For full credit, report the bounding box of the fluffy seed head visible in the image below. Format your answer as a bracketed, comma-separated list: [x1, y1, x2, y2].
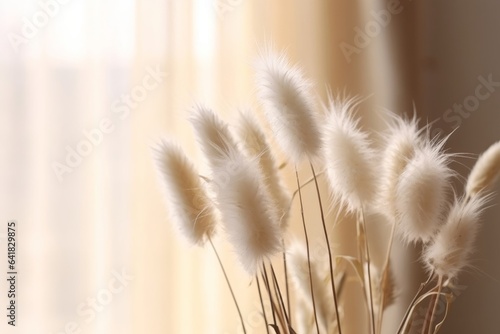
[189, 104, 239, 170]
[154, 140, 217, 246]
[255, 51, 321, 164]
[466, 141, 500, 197]
[323, 97, 377, 212]
[395, 140, 453, 243]
[424, 195, 489, 280]
[378, 115, 423, 220]
[237, 111, 291, 230]
[213, 150, 282, 274]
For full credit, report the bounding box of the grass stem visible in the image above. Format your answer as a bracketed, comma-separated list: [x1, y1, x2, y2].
[310, 162, 343, 334]
[295, 166, 321, 334]
[360, 209, 376, 334]
[256, 275, 270, 334]
[282, 239, 292, 327]
[209, 238, 247, 334]
[377, 219, 397, 333]
[396, 272, 434, 334]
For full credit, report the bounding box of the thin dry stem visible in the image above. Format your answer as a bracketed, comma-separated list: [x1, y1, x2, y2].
[291, 171, 325, 199]
[425, 277, 444, 334]
[396, 272, 435, 334]
[295, 166, 321, 334]
[256, 275, 271, 334]
[310, 162, 343, 334]
[360, 209, 376, 334]
[377, 219, 397, 333]
[402, 291, 437, 334]
[431, 295, 451, 334]
[286, 171, 326, 216]
[261, 266, 279, 330]
[209, 238, 247, 334]
[270, 263, 292, 333]
[264, 264, 288, 334]
[282, 239, 292, 328]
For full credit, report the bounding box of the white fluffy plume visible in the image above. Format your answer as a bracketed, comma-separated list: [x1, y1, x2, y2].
[237, 111, 291, 230]
[213, 150, 282, 274]
[424, 194, 489, 280]
[189, 104, 239, 170]
[378, 115, 423, 220]
[323, 97, 377, 212]
[395, 139, 453, 243]
[466, 140, 500, 197]
[255, 51, 321, 164]
[154, 140, 217, 246]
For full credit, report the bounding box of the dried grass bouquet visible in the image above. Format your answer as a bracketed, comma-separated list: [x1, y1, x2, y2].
[153, 49, 500, 334]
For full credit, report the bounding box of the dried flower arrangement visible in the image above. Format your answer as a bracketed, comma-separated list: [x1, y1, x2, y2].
[153, 50, 500, 334]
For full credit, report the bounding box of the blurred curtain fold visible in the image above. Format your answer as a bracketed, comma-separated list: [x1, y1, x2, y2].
[0, 0, 136, 333]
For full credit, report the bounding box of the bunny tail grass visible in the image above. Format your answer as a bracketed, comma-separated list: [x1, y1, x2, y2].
[214, 150, 282, 275]
[466, 140, 500, 197]
[423, 194, 490, 281]
[395, 139, 453, 244]
[378, 114, 423, 221]
[323, 97, 377, 213]
[256, 50, 321, 164]
[237, 110, 292, 230]
[151, 49, 500, 334]
[189, 104, 239, 169]
[153, 140, 216, 246]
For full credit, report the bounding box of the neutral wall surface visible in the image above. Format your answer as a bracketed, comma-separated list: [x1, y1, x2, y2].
[417, 1, 500, 333]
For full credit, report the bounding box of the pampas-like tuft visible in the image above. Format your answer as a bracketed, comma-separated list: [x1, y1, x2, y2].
[189, 104, 239, 170]
[154, 140, 217, 246]
[288, 242, 334, 332]
[423, 194, 489, 280]
[255, 51, 321, 164]
[378, 115, 423, 220]
[237, 110, 291, 230]
[466, 140, 500, 197]
[395, 139, 453, 243]
[323, 97, 377, 212]
[213, 149, 282, 274]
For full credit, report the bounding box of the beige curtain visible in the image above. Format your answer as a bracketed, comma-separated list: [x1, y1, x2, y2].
[1, 0, 136, 333]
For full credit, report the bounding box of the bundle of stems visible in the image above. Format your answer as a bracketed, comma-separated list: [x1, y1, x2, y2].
[153, 50, 500, 334]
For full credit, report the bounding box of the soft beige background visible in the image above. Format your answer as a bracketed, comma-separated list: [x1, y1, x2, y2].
[0, 0, 498, 333]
